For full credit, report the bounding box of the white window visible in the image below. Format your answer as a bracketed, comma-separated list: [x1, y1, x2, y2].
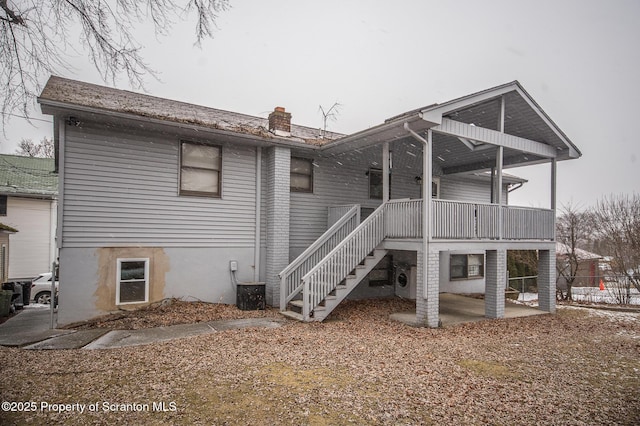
[450, 254, 484, 280]
[116, 258, 149, 305]
[180, 142, 222, 197]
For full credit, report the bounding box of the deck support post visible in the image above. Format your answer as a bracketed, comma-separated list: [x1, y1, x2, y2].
[538, 249, 556, 313]
[485, 249, 506, 319]
[405, 124, 439, 327]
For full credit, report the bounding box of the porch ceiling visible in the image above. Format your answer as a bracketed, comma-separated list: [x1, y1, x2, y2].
[323, 81, 580, 174]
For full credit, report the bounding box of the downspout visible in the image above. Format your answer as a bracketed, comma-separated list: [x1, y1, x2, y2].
[254, 147, 262, 282]
[551, 158, 557, 241]
[52, 117, 66, 330]
[403, 123, 431, 300]
[382, 142, 390, 203]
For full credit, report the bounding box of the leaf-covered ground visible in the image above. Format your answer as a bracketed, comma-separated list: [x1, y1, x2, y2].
[1, 298, 639, 425]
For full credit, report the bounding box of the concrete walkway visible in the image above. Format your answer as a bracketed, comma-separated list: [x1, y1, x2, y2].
[0, 305, 284, 350]
[390, 293, 548, 327]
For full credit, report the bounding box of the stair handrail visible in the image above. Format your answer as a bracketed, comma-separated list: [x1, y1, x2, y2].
[301, 202, 388, 320]
[279, 204, 360, 309]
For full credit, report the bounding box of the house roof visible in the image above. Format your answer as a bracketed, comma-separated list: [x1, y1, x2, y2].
[38, 76, 343, 147]
[38, 77, 580, 176]
[0, 155, 58, 198]
[556, 242, 603, 260]
[323, 81, 581, 174]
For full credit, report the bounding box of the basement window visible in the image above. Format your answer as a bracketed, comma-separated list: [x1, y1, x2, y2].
[116, 258, 149, 305]
[450, 254, 484, 280]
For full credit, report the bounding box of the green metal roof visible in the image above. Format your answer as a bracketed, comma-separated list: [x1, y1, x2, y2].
[0, 154, 58, 197]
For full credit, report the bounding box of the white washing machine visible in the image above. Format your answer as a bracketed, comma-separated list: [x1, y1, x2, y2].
[395, 264, 417, 299]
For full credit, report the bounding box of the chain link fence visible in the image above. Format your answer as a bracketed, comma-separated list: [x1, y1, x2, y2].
[509, 274, 640, 305]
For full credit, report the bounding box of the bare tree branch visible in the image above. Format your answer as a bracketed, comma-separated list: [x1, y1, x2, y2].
[555, 203, 593, 300]
[1, 0, 229, 129]
[15, 136, 54, 157]
[592, 194, 640, 301]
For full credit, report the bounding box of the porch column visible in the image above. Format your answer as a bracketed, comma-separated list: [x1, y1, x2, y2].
[485, 249, 506, 319]
[538, 249, 556, 313]
[265, 146, 291, 308]
[382, 141, 390, 202]
[416, 247, 440, 327]
[496, 146, 504, 240]
[496, 96, 504, 238]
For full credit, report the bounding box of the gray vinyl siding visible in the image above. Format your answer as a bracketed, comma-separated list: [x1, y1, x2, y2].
[62, 124, 257, 248]
[439, 175, 507, 204]
[289, 141, 426, 255]
[289, 148, 380, 255]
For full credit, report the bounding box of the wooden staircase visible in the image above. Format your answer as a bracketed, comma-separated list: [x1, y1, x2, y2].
[280, 199, 423, 322]
[281, 248, 387, 321]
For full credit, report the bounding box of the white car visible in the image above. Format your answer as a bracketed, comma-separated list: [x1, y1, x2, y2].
[31, 272, 58, 305]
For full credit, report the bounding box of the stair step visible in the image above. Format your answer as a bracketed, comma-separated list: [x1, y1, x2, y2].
[289, 300, 303, 308]
[289, 299, 325, 311]
[281, 310, 304, 321]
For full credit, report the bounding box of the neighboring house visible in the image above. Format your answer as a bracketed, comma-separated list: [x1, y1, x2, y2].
[38, 76, 581, 326]
[0, 223, 18, 282]
[556, 242, 603, 288]
[0, 155, 58, 281]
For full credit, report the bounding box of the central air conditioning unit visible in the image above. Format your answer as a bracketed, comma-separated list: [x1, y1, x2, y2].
[395, 264, 417, 299]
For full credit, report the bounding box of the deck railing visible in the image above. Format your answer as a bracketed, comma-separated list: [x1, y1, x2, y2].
[431, 199, 554, 240]
[279, 204, 360, 309]
[384, 199, 422, 238]
[286, 199, 554, 319]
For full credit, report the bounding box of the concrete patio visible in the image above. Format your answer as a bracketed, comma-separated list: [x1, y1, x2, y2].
[390, 293, 547, 327]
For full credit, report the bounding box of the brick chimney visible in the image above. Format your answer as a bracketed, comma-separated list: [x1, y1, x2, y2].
[268, 107, 292, 136]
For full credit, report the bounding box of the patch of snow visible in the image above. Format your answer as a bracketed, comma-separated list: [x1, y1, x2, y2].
[571, 287, 640, 306]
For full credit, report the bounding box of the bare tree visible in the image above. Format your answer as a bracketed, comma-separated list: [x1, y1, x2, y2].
[1, 0, 229, 126]
[591, 194, 640, 304]
[555, 203, 593, 301]
[15, 137, 54, 158]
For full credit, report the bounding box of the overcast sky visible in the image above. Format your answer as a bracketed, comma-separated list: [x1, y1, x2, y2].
[2, 0, 639, 209]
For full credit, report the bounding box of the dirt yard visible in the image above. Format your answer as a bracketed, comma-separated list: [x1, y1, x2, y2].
[1, 298, 639, 425]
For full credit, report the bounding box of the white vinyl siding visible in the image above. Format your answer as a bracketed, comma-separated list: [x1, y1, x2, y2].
[62, 125, 257, 248]
[5, 197, 55, 279]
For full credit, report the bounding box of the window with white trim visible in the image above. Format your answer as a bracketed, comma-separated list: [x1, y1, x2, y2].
[180, 142, 222, 197]
[450, 254, 484, 280]
[116, 258, 149, 304]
